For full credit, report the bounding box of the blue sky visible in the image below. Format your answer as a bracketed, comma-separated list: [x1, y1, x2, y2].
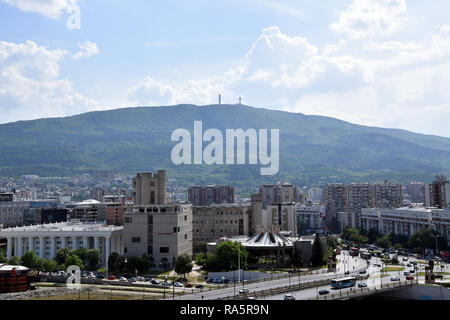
[1, 0, 450, 137]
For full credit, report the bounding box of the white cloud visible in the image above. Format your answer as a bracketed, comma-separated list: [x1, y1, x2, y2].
[73, 41, 100, 60]
[331, 0, 408, 39]
[0, 40, 99, 123]
[0, 0, 79, 19]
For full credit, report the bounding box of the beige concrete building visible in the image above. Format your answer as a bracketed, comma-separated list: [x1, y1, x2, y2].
[265, 203, 297, 237]
[133, 171, 167, 205]
[259, 183, 298, 209]
[123, 203, 193, 269]
[192, 204, 250, 248]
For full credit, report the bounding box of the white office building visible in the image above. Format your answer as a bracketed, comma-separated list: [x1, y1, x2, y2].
[0, 221, 124, 266]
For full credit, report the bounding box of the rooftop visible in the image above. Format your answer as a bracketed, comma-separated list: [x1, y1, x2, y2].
[0, 221, 123, 233]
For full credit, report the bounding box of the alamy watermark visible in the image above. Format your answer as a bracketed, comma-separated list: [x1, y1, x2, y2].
[66, 265, 81, 290]
[66, 4, 81, 30]
[171, 121, 279, 176]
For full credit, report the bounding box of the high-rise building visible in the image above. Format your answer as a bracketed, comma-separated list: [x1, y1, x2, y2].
[307, 188, 323, 203]
[425, 176, 450, 209]
[123, 171, 193, 269]
[133, 171, 167, 205]
[370, 181, 403, 209]
[259, 183, 298, 209]
[188, 185, 235, 206]
[406, 181, 425, 203]
[265, 203, 297, 237]
[90, 188, 106, 202]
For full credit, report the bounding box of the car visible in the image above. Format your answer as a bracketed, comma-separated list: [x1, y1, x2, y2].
[410, 269, 415, 274]
[403, 258, 408, 261]
[247, 297, 257, 300]
[239, 288, 250, 294]
[284, 294, 296, 300]
[151, 279, 160, 285]
[403, 272, 410, 276]
[359, 270, 367, 274]
[119, 277, 127, 282]
[195, 284, 204, 289]
[128, 277, 137, 283]
[174, 282, 184, 287]
[407, 263, 411, 267]
[358, 282, 368, 288]
[185, 283, 193, 288]
[319, 290, 330, 295]
[435, 274, 444, 279]
[406, 276, 414, 280]
[107, 276, 116, 280]
[390, 276, 400, 281]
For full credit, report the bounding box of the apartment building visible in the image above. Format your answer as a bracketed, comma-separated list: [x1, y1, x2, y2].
[259, 183, 298, 209]
[133, 171, 166, 205]
[188, 185, 235, 206]
[265, 203, 297, 237]
[425, 177, 450, 209]
[296, 203, 326, 233]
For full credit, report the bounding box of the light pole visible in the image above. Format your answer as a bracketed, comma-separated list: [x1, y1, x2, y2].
[431, 234, 439, 257]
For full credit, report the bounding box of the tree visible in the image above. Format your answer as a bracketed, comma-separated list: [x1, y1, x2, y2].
[55, 247, 72, 265]
[136, 255, 150, 274]
[205, 254, 220, 271]
[194, 241, 207, 254]
[108, 252, 120, 273]
[292, 247, 304, 270]
[65, 254, 84, 270]
[86, 249, 101, 270]
[174, 254, 193, 278]
[40, 258, 58, 272]
[311, 234, 324, 267]
[8, 256, 21, 266]
[298, 220, 308, 236]
[0, 249, 6, 263]
[216, 241, 248, 271]
[377, 235, 391, 249]
[21, 251, 40, 269]
[195, 252, 206, 267]
[73, 247, 88, 265]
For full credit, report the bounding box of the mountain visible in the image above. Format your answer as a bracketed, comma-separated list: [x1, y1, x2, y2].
[0, 104, 449, 189]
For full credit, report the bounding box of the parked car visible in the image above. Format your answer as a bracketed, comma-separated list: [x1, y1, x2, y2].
[107, 276, 116, 280]
[403, 272, 410, 276]
[410, 269, 415, 274]
[319, 290, 329, 295]
[359, 270, 367, 274]
[435, 274, 444, 279]
[119, 277, 127, 282]
[390, 276, 400, 281]
[284, 294, 296, 300]
[239, 288, 250, 294]
[185, 283, 193, 288]
[174, 282, 184, 287]
[358, 282, 368, 288]
[151, 279, 160, 285]
[128, 277, 137, 283]
[406, 276, 414, 280]
[195, 284, 204, 289]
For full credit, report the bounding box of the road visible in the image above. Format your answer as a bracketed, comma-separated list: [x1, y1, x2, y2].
[168, 250, 367, 300]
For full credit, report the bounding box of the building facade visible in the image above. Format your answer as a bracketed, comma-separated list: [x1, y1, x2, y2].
[360, 207, 450, 246]
[123, 203, 193, 269]
[259, 183, 298, 209]
[188, 185, 235, 206]
[0, 221, 124, 266]
[192, 204, 249, 248]
[133, 171, 167, 206]
[296, 203, 326, 234]
[425, 178, 450, 209]
[265, 203, 297, 237]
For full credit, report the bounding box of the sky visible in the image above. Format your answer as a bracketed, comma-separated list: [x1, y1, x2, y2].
[0, 0, 450, 137]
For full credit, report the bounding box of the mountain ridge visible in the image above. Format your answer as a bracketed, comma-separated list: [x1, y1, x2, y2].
[1, 104, 449, 188]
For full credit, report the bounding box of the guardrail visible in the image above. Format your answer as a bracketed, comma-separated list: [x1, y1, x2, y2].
[217, 275, 369, 300]
[315, 280, 415, 300]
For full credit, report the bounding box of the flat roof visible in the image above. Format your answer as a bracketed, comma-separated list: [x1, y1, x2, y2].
[0, 221, 123, 233]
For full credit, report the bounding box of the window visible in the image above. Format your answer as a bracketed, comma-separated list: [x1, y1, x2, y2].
[173, 227, 177, 233]
[184, 234, 188, 240]
[160, 247, 169, 253]
[125, 217, 132, 223]
[132, 237, 141, 243]
[184, 215, 187, 221]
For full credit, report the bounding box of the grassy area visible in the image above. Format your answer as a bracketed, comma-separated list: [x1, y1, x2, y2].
[417, 272, 450, 276]
[381, 267, 405, 272]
